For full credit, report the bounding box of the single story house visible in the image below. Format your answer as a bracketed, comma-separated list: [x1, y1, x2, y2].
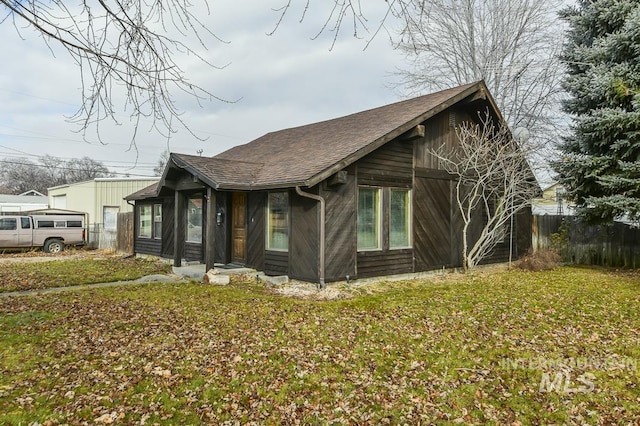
[48, 177, 159, 249]
[127, 81, 532, 285]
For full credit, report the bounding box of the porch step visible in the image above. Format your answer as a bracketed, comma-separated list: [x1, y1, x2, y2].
[172, 263, 256, 280]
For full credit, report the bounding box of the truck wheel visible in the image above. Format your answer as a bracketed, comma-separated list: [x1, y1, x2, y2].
[44, 239, 64, 254]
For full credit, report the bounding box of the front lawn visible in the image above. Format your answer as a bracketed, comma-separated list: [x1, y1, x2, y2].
[0, 256, 172, 293]
[0, 267, 638, 424]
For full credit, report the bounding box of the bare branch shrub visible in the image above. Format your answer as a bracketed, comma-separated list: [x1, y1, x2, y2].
[432, 111, 539, 271]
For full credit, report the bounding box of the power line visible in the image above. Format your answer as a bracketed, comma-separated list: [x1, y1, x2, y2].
[0, 158, 157, 178]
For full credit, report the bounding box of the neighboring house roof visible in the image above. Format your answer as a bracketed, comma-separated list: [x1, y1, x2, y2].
[0, 194, 48, 204]
[154, 81, 499, 192]
[19, 190, 46, 197]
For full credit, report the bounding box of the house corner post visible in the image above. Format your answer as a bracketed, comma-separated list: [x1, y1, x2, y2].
[173, 191, 185, 267]
[205, 188, 216, 272]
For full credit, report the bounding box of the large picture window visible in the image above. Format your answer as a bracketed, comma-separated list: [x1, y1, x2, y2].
[138, 205, 152, 238]
[358, 187, 412, 251]
[390, 189, 411, 248]
[267, 192, 289, 251]
[357, 187, 381, 250]
[186, 195, 203, 243]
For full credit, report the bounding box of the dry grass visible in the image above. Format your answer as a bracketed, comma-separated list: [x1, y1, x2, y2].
[1, 266, 639, 424]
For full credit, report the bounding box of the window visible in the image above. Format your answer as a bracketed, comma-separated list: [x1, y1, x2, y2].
[267, 192, 289, 251]
[37, 220, 54, 228]
[358, 187, 412, 251]
[54, 221, 67, 228]
[390, 189, 411, 248]
[21, 217, 31, 229]
[52, 195, 67, 209]
[67, 221, 83, 228]
[138, 205, 152, 238]
[0, 218, 17, 231]
[103, 206, 119, 232]
[153, 204, 162, 240]
[186, 195, 203, 243]
[357, 187, 381, 250]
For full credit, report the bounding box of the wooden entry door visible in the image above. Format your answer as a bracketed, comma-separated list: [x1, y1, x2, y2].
[231, 192, 247, 263]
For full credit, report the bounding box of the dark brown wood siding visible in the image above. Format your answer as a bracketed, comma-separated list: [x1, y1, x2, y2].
[356, 139, 414, 278]
[290, 190, 318, 282]
[161, 197, 175, 258]
[323, 169, 357, 282]
[246, 192, 265, 270]
[214, 192, 230, 264]
[264, 251, 288, 276]
[184, 242, 202, 262]
[358, 139, 413, 188]
[415, 109, 475, 170]
[414, 177, 454, 270]
[135, 237, 162, 257]
[357, 249, 414, 279]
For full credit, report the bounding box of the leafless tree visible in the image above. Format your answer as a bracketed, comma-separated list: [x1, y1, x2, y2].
[1, 0, 229, 152]
[269, 0, 419, 50]
[153, 149, 170, 176]
[64, 156, 112, 183]
[432, 112, 538, 271]
[0, 158, 49, 194]
[394, 0, 566, 174]
[0, 155, 111, 194]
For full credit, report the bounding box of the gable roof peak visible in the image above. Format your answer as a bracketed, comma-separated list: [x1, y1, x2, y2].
[164, 81, 496, 191]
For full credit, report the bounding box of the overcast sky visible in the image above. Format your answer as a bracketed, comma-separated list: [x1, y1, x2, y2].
[0, 2, 404, 178]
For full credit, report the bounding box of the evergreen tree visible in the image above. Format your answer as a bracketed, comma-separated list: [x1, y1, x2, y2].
[554, 0, 640, 224]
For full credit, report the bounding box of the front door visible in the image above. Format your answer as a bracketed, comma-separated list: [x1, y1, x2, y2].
[231, 192, 247, 264]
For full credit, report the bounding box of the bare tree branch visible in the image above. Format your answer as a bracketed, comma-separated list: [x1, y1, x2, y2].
[1, 0, 233, 155]
[394, 0, 567, 177]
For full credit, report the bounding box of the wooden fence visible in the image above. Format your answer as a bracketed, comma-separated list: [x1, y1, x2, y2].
[116, 212, 134, 255]
[532, 215, 640, 268]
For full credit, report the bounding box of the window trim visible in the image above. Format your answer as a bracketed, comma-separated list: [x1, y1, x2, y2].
[153, 203, 162, 240]
[357, 186, 382, 251]
[138, 205, 152, 238]
[266, 191, 290, 252]
[186, 193, 203, 244]
[389, 188, 412, 250]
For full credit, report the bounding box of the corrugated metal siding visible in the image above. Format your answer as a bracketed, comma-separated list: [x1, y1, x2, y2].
[95, 179, 159, 215]
[48, 179, 159, 227]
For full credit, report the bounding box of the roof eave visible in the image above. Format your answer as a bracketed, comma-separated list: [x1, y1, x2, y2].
[216, 180, 307, 191]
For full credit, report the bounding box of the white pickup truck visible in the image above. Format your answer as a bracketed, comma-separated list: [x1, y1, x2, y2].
[0, 214, 86, 253]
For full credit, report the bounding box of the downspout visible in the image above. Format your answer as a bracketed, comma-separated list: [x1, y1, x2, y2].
[295, 186, 326, 289]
